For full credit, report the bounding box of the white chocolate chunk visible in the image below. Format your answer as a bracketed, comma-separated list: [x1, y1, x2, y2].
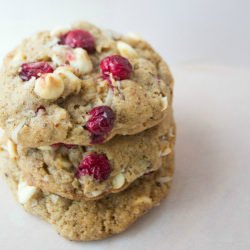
[7, 140, 18, 159]
[54, 66, 82, 94]
[38, 146, 52, 151]
[161, 96, 168, 111]
[50, 25, 71, 37]
[18, 180, 37, 204]
[52, 46, 93, 75]
[117, 41, 137, 58]
[34, 73, 64, 100]
[112, 173, 125, 189]
[156, 176, 172, 184]
[85, 190, 103, 198]
[51, 45, 68, 65]
[54, 156, 72, 170]
[68, 48, 93, 75]
[125, 32, 142, 41]
[133, 196, 152, 206]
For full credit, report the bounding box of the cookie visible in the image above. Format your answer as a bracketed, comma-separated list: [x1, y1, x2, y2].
[14, 109, 175, 200]
[0, 151, 174, 241]
[0, 21, 173, 148]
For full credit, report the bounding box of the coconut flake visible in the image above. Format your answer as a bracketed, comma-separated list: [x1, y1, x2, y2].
[11, 119, 26, 143]
[104, 88, 113, 106]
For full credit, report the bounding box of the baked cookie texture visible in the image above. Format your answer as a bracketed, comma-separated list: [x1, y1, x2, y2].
[0, 21, 173, 147]
[0, 21, 175, 241]
[17, 109, 175, 201]
[0, 151, 174, 241]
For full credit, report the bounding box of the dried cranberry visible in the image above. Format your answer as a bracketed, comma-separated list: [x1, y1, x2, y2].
[35, 105, 46, 114]
[19, 62, 53, 81]
[60, 29, 95, 53]
[51, 143, 77, 149]
[76, 153, 111, 181]
[85, 106, 115, 143]
[100, 55, 132, 80]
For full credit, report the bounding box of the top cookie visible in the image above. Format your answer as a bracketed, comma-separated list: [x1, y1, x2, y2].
[0, 21, 173, 147]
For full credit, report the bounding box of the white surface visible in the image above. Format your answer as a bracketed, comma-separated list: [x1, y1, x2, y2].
[0, 0, 250, 249]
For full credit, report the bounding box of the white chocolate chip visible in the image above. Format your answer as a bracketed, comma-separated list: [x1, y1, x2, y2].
[38, 146, 52, 151]
[17, 180, 37, 204]
[7, 140, 18, 159]
[156, 176, 172, 184]
[54, 66, 82, 95]
[85, 190, 103, 198]
[112, 173, 125, 189]
[133, 196, 152, 206]
[50, 25, 71, 37]
[53, 107, 68, 122]
[50, 194, 59, 204]
[11, 119, 26, 144]
[161, 96, 168, 111]
[68, 48, 93, 75]
[52, 46, 93, 75]
[34, 73, 64, 100]
[54, 156, 72, 170]
[51, 45, 69, 65]
[125, 32, 142, 41]
[117, 41, 137, 58]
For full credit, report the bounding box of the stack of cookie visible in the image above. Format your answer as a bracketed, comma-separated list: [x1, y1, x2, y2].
[0, 22, 175, 241]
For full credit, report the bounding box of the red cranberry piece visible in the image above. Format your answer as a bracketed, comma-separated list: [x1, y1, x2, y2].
[85, 106, 115, 138]
[60, 29, 95, 53]
[19, 62, 54, 81]
[35, 105, 46, 114]
[76, 153, 111, 181]
[100, 55, 132, 80]
[51, 143, 77, 149]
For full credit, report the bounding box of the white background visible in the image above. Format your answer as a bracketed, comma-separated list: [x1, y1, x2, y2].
[0, 0, 250, 249]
